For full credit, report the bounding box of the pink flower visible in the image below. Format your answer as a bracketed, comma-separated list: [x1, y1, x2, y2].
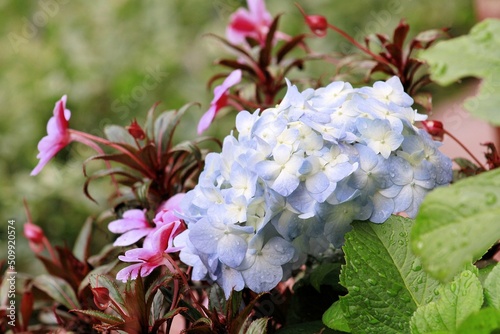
[31, 95, 72, 176]
[197, 70, 242, 134]
[108, 209, 152, 246]
[226, 0, 273, 46]
[108, 194, 186, 247]
[116, 220, 185, 282]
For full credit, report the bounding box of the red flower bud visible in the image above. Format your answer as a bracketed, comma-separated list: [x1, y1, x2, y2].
[295, 3, 329, 37]
[24, 222, 45, 253]
[24, 222, 44, 243]
[92, 286, 111, 310]
[305, 15, 328, 37]
[127, 119, 146, 140]
[421, 120, 445, 141]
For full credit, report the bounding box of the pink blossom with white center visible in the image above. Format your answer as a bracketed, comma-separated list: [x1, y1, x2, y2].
[226, 0, 273, 46]
[197, 69, 242, 134]
[31, 96, 72, 176]
[116, 220, 184, 282]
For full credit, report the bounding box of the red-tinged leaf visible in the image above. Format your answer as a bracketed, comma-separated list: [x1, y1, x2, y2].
[482, 142, 500, 169]
[229, 293, 267, 333]
[73, 217, 93, 262]
[122, 276, 148, 332]
[155, 103, 198, 157]
[280, 58, 306, 79]
[241, 317, 269, 334]
[55, 246, 89, 289]
[138, 144, 158, 171]
[393, 19, 410, 50]
[78, 259, 120, 295]
[385, 43, 403, 68]
[33, 275, 80, 310]
[276, 34, 306, 64]
[410, 28, 449, 52]
[226, 290, 243, 324]
[413, 92, 433, 112]
[90, 274, 126, 311]
[20, 290, 34, 329]
[369, 61, 396, 77]
[205, 33, 258, 67]
[83, 167, 143, 203]
[207, 73, 233, 90]
[84, 152, 149, 176]
[71, 309, 124, 326]
[145, 101, 162, 140]
[35, 253, 63, 277]
[104, 125, 137, 147]
[208, 284, 227, 315]
[217, 59, 257, 76]
[87, 243, 122, 268]
[150, 307, 189, 333]
[410, 73, 432, 94]
[259, 14, 282, 68]
[376, 33, 390, 45]
[145, 273, 175, 314]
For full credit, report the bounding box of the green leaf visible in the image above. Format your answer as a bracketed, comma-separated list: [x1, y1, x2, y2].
[418, 19, 500, 125]
[72, 217, 93, 262]
[208, 284, 227, 315]
[154, 103, 196, 153]
[322, 300, 350, 333]
[71, 309, 123, 325]
[410, 270, 483, 333]
[340, 216, 442, 334]
[243, 317, 269, 334]
[484, 263, 500, 310]
[411, 169, 500, 281]
[90, 274, 125, 308]
[33, 275, 80, 309]
[104, 124, 136, 146]
[310, 263, 342, 292]
[456, 307, 500, 334]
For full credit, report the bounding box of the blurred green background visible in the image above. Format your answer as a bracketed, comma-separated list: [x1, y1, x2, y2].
[1, 0, 477, 272]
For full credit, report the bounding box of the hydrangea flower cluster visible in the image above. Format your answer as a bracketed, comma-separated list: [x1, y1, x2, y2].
[175, 76, 452, 298]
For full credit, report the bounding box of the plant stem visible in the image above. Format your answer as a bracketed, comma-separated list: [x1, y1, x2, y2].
[444, 129, 486, 170]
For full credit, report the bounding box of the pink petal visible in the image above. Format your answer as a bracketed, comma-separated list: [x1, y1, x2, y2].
[116, 263, 143, 282]
[113, 228, 152, 247]
[31, 95, 72, 176]
[197, 70, 242, 134]
[119, 248, 156, 262]
[156, 193, 185, 213]
[197, 105, 217, 134]
[108, 209, 149, 233]
[248, 0, 271, 22]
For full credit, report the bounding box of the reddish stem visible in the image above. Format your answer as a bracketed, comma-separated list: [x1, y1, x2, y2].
[71, 130, 156, 179]
[444, 129, 486, 170]
[327, 23, 392, 67]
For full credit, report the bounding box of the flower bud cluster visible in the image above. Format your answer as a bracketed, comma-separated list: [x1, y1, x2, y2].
[175, 76, 452, 298]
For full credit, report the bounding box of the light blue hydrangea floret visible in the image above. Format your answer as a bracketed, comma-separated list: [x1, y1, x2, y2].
[174, 76, 452, 298]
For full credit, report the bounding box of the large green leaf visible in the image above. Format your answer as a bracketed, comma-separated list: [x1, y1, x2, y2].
[456, 307, 500, 334]
[411, 169, 500, 281]
[418, 19, 500, 125]
[322, 300, 350, 333]
[410, 270, 483, 333]
[484, 263, 500, 310]
[338, 217, 441, 334]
